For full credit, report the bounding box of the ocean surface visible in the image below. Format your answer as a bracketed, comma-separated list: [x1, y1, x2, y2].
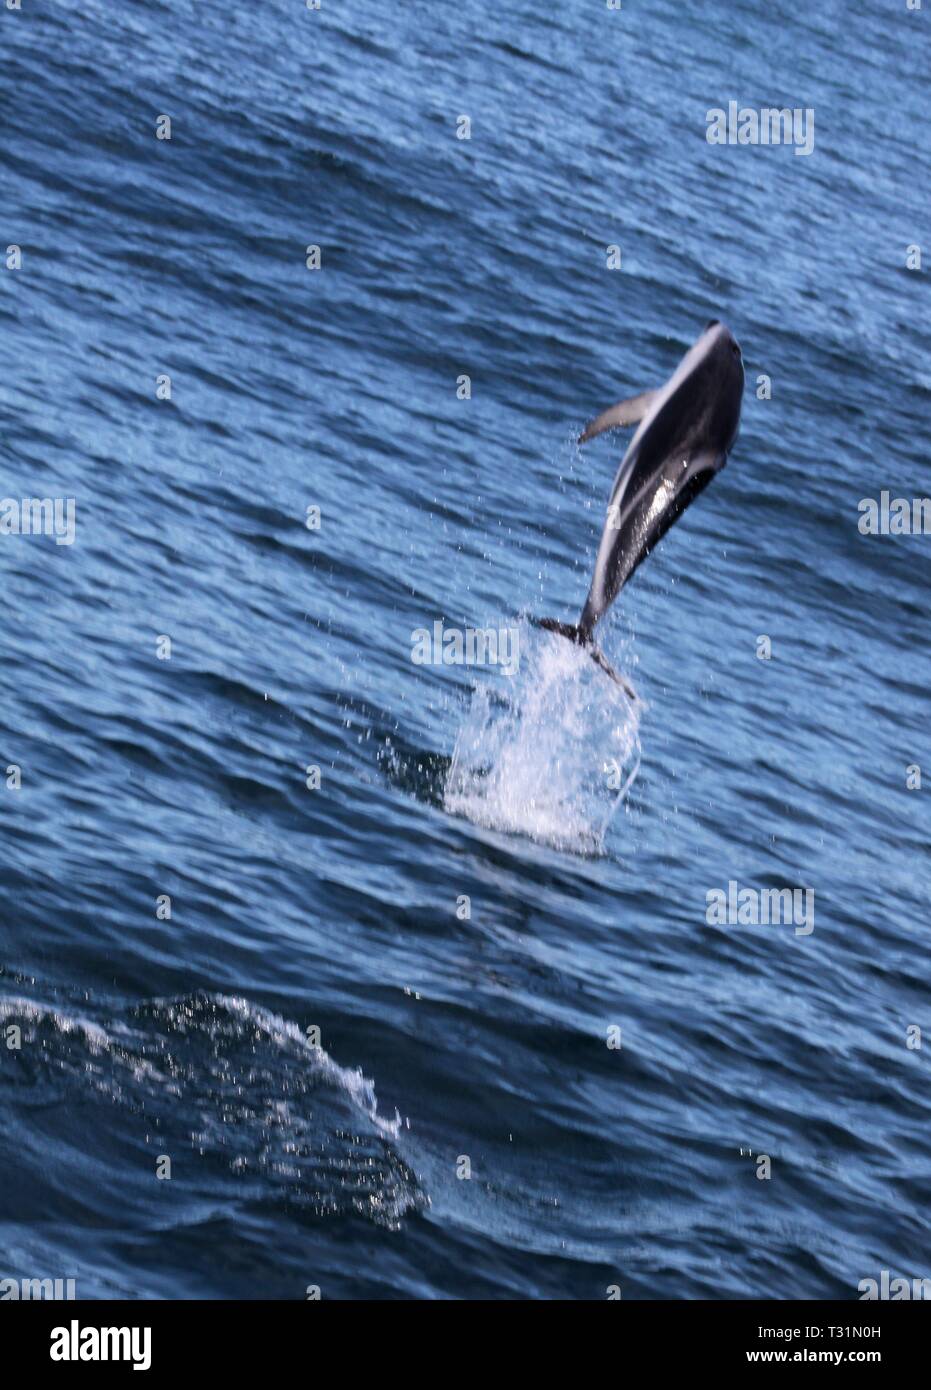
[1, 0, 929, 1300]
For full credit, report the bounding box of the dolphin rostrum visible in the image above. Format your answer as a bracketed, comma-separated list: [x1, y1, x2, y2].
[538, 320, 745, 692]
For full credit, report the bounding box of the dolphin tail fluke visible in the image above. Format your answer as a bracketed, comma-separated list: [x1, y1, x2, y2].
[586, 643, 637, 699]
[534, 618, 636, 699]
[537, 617, 585, 644]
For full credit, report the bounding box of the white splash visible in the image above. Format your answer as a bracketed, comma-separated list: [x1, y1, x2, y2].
[444, 618, 641, 854]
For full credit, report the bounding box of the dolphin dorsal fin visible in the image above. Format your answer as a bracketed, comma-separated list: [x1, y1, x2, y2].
[578, 389, 659, 444]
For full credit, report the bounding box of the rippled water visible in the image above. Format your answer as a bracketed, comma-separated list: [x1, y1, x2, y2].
[1, 0, 929, 1299]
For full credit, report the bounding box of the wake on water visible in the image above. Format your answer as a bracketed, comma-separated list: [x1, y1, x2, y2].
[444, 618, 641, 854]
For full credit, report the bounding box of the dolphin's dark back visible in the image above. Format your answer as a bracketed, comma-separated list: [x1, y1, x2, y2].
[536, 321, 744, 690]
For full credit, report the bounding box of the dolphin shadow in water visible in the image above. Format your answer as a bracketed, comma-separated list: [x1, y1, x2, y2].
[537, 319, 745, 695]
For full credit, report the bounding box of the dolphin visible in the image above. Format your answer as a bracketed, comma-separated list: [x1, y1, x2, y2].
[538, 320, 744, 692]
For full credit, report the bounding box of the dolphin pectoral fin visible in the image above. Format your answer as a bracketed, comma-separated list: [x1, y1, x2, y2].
[578, 390, 659, 444]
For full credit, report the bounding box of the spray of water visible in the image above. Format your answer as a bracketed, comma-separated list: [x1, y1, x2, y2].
[444, 618, 641, 854]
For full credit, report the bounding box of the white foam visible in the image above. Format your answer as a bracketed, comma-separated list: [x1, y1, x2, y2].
[444, 619, 641, 854]
[216, 994, 402, 1138]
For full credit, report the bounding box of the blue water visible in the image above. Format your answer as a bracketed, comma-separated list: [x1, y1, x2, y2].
[1, 0, 929, 1300]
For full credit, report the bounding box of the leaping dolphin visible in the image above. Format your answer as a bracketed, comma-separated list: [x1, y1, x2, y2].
[538, 319, 745, 692]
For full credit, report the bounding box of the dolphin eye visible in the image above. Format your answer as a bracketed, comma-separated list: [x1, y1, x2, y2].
[731, 342, 741, 358]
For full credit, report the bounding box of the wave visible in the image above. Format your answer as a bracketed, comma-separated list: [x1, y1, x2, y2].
[0, 987, 423, 1230]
